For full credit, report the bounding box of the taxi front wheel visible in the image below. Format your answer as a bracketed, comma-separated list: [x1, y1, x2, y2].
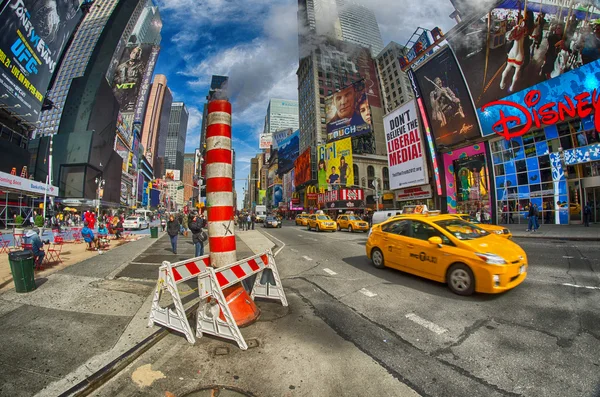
[447, 264, 475, 296]
[371, 248, 385, 269]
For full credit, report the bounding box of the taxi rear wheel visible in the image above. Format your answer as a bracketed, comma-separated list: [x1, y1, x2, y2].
[371, 248, 385, 269]
[447, 264, 475, 296]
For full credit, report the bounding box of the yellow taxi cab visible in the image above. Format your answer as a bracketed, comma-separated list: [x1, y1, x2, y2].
[365, 214, 527, 295]
[450, 214, 512, 239]
[307, 213, 337, 232]
[336, 214, 370, 233]
[295, 214, 309, 226]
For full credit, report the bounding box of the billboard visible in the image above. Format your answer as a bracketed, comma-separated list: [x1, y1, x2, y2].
[325, 80, 373, 143]
[273, 184, 283, 208]
[405, 30, 432, 66]
[0, 0, 82, 123]
[277, 130, 299, 176]
[413, 47, 480, 147]
[446, 2, 600, 111]
[113, 44, 153, 113]
[318, 137, 354, 188]
[272, 128, 293, 149]
[258, 189, 266, 205]
[131, 130, 140, 172]
[165, 169, 180, 181]
[384, 100, 429, 190]
[114, 136, 130, 173]
[116, 112, 132, 147]
[259, 133, 272, 149]
[452, 152, 490, 215]
[294, 148, 311, 187]
[133, 45, 160, 123]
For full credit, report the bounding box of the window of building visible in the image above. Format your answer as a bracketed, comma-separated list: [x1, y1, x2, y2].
[383, 167, 390, 190]
[353, 164, 359, 183]
[367, 165, 375, 189]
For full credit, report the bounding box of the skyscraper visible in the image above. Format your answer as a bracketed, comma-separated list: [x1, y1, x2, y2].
[375, 42, 414, 113]
[336, 1, 384, 57]
[165, 102, 189, 174]
[141, 74, 172, 177]
[128, 5, 162, 47]
[183, 153, 195, 203]
[263, 99, 299, 135]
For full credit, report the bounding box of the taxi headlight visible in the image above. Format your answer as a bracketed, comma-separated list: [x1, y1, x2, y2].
[494, 230, 503, 235]
[475, 252, 507, 265]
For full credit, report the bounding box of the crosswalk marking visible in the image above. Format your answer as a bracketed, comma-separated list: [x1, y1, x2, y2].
[302, 255, 313, 261]
[405, 313, 448, 335]
[359, 288, 377, 298]
[323, 268, 337, 275]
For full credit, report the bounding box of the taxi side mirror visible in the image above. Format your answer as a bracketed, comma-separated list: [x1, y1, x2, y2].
[428, 236, 443, 247]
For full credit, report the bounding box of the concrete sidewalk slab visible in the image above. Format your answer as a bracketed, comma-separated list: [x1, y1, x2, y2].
[510, 224, 600, 240]
[236, 229, 275, 254]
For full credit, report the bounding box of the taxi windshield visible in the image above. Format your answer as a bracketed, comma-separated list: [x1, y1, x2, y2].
[347, 216, 360, 220]
[317, 215, 330, 220]
[434, 219, 489, 240]
[460, 215, 481, 224]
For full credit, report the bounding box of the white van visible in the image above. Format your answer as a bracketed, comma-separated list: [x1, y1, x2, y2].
[371, 210, 403, 225]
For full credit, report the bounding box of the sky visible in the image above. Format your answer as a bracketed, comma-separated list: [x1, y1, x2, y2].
[154, 0, 457, 209]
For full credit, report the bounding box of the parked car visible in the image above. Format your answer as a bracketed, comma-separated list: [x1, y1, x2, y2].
[123, 216, 149, 230]
[264, 216, 282, 228]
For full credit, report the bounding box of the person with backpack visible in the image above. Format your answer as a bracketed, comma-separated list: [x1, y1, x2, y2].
[189, 212, 207, 257]
[583, 202, 592, 227]
[527, 202, 535, 232]
[167, 215, 180, 254]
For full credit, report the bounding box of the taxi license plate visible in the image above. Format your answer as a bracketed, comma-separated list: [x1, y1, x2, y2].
[519, 265, 527, 274]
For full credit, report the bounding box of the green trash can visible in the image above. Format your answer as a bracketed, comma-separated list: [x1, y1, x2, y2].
[9, 250, 36, 293]
[150, 226, 158, 238]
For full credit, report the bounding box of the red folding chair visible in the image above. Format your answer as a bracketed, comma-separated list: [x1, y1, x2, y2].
[47, 236, 64, 264]
[0, 232, 10, 254]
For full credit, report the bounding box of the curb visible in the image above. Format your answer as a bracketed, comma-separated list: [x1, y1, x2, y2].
[512, 235, 600, 241]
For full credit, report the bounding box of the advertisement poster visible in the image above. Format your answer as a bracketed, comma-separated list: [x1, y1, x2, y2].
[134, 45, 159, 123]
[273, 184, 283, 208]
[443, 143, 491, 214]
[259, 133, 272, 149]
[447, 2, 600, 110]
[414, 47, 480, 147]
[165, 169, 181, 181]
[283, 172, 292, 203]
[272, 128, 293, 149]
[258, 190, 266, 205]
[294, 149, 311, 187]
[318, 138, 354, 188]
[114, 136, 130, 173]
[325, 80, 373, 143]
[0, 0, 83, 123]
[277, 130, 299, 176]
[113, 44, 153, 112]
[384, 100, 429, 190]
[116, 112, 132, 147]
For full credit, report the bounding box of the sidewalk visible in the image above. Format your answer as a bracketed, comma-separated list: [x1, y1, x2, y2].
[509, 223, 600, 240]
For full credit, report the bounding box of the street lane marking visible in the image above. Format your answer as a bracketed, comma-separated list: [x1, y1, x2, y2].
[302, 255, 313, 261]
[323, 268, 337, 275]
[405, 313, 448, 335]
[562, 256, 574, 259]
[261, 230, 286, 257]
[562, 283, 600, 290]
[290, 248, 299, 253]
[297, 234, 304, 238]
[306, 238, 318, 242]
[359, 288, 377, 297]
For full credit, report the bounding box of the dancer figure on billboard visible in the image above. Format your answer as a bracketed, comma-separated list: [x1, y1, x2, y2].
[500, 11, 534, 92]
[427, 76, 465, 128]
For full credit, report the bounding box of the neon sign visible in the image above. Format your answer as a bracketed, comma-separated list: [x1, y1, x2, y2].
[482, 89, 600, 141]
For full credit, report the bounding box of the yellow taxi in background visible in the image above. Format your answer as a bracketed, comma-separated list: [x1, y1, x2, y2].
[295, 214, 309, 226]
[366, 214, 527, 295]
[307, 213, 337, 232]
[451, 214, 512, 239]
[336, 214, 370, 233]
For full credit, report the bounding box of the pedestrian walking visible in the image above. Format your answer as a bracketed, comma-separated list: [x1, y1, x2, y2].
[533, 203, 540, 231]
[527, 202, 535, 232]
[583, 202, 592, 227]
[246, 214, 252, 230]
[251, 213, 256, 230]
[167, 215, 179, 254]
[189, 212, 207, 257]
[161, 216, 166, 232]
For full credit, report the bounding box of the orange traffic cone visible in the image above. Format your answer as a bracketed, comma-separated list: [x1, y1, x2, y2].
[219, 284, 260, 327]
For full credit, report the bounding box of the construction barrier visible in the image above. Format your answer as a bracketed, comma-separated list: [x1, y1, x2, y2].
[148, 249, 287, 349]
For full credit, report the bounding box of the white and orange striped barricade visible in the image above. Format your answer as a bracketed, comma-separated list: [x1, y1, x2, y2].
[148, 255, 211, 343]
[196, 249, 288, 350]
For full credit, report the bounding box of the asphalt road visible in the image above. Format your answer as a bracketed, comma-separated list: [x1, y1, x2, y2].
[262, 220, 600, 397]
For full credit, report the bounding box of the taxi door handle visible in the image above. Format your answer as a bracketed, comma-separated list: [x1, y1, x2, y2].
[407, 244, 414, 249]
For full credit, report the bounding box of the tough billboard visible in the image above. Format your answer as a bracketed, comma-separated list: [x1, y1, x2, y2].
[447, 2, 600, 110]
[318, 137, 354, 188]
[113, 44, 153, 112]
[325, 80, 373, 143]
[0, 0, 82, 123]
[277, 130, 299, 176]
[413, 46, 480, 147]
[294, 148, 311, 187]
[384, 100, 429, 190]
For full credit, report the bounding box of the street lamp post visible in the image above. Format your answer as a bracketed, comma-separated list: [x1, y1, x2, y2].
[95, 177, 105, 221]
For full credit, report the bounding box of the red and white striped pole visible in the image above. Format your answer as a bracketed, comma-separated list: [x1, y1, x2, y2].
[205, 100, 260, 325]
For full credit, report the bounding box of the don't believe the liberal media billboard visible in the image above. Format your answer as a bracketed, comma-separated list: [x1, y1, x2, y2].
[384, 100, 428, 190]
[0, 0, 82, 123]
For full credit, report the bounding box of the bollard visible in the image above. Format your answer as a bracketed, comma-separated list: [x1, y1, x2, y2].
[205, 100, 260, 326]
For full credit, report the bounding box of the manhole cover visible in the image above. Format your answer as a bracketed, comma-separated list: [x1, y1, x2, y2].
[182, 385, 255, 397]
[256, 300, 290, 321]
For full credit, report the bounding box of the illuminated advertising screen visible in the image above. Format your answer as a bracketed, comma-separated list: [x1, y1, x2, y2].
[116, 112, 132, 147]
[165, 169, 181, 181]
[114, 136, 130, 173]
[318, 137, 354, 188]
[131, 132, 140, 172]
[413, 47, 480, 147]
[450, 149, 490, 215]
[134, 45, 159, 123]
[113, 44, 153, 112]
[294, 149, 311, 187]
[325, 80, 373, 143]
[384, 100, 429, 190]
[273, 184, 283, 208]
[0, 0, 83, 123]
[277, 130, 299, 176]
[447, 1, 600, 110]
